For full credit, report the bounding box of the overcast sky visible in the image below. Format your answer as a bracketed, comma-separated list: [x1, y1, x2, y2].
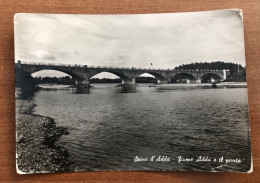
[14, 10, 245, 78]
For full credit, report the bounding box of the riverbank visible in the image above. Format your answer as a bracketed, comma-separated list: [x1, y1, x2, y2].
[16, 89, 71, 174]
[156, 82, 247, 90]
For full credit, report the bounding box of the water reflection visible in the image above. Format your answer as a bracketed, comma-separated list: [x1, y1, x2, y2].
[118, 85, 137, 93]
[74, 87, 91, 94]
[30, 84, 251, 172]
[73, 85, 138, 94]
[16, 87, 40, 100]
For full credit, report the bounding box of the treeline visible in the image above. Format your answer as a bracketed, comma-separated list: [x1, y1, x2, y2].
[35, 76, 75, 85]
[175, 61, 245, 76]
[136, 77, 157, 83]
[91, 77, 156, 83]
[91, 78, 121, 83]
[35, 76, 157, 84]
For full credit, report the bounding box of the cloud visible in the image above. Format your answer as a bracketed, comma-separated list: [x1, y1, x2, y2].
[34, 50, 56, 60]
[74, 50, 80, 55]
[15, 11, 245, 67]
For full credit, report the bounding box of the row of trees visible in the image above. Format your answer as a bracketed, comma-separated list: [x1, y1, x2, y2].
[175, 61, 246, 82]
[35, 76, 75, 85]
[175, 61, 245, 77]
[34, 76, 158, 84]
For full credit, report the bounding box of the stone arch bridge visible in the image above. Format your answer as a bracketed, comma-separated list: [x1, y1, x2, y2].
[16, 61, 229, 86]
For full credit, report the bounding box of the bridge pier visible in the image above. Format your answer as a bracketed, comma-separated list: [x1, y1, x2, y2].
[122, 79, 130, 85]
[157, 79, 168, 84]
[131, 78, 136, 84]
[210, 78, 215, 83]
[122, 79, 136, 85]
[196, 79, 201, 83]
[75, 79, 90, 88]
[223, 70, 227, 80]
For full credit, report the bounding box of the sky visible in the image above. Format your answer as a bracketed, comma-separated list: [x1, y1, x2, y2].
[14, 9, 245, 78]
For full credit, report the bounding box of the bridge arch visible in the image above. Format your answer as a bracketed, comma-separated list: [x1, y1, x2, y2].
[144, 72, 167, 80]
[136, 72, 168, 84]
[25, 68, 82, 80]
[172, 72, 197, 83]
[32, 69, 70, 78]
[174, 73, 197, 79]
[89, 71, 130, 80]
[201, 73, 222, 83]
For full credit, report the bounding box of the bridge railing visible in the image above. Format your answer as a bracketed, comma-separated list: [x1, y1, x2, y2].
[18, 61, 174, 70]
[175, 69, 221, 72]
[17, 61, 227, 72]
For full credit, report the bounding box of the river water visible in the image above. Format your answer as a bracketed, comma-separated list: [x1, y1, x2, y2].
[30, 83, 251, 172]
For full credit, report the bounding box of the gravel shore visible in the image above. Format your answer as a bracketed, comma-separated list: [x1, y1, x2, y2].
[16, 89, 71, 174]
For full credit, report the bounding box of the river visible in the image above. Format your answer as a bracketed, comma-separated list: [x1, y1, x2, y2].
[29, 83, 251, 172]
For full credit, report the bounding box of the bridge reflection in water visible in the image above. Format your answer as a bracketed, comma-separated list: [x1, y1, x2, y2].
[119, 85, 137, 93]
[74, 85, 137, 94]
[74, 87, 91, 94]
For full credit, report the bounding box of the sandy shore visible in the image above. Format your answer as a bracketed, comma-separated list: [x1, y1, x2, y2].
[16, 89, 71, 174]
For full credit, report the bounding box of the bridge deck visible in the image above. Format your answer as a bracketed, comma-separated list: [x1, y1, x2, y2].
[16, 61, 226, 72]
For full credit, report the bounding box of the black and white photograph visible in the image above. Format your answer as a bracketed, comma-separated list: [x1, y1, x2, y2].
[15, 9, 252, 174]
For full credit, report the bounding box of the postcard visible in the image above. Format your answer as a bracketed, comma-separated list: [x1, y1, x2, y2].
[15, 9, 252, 174]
